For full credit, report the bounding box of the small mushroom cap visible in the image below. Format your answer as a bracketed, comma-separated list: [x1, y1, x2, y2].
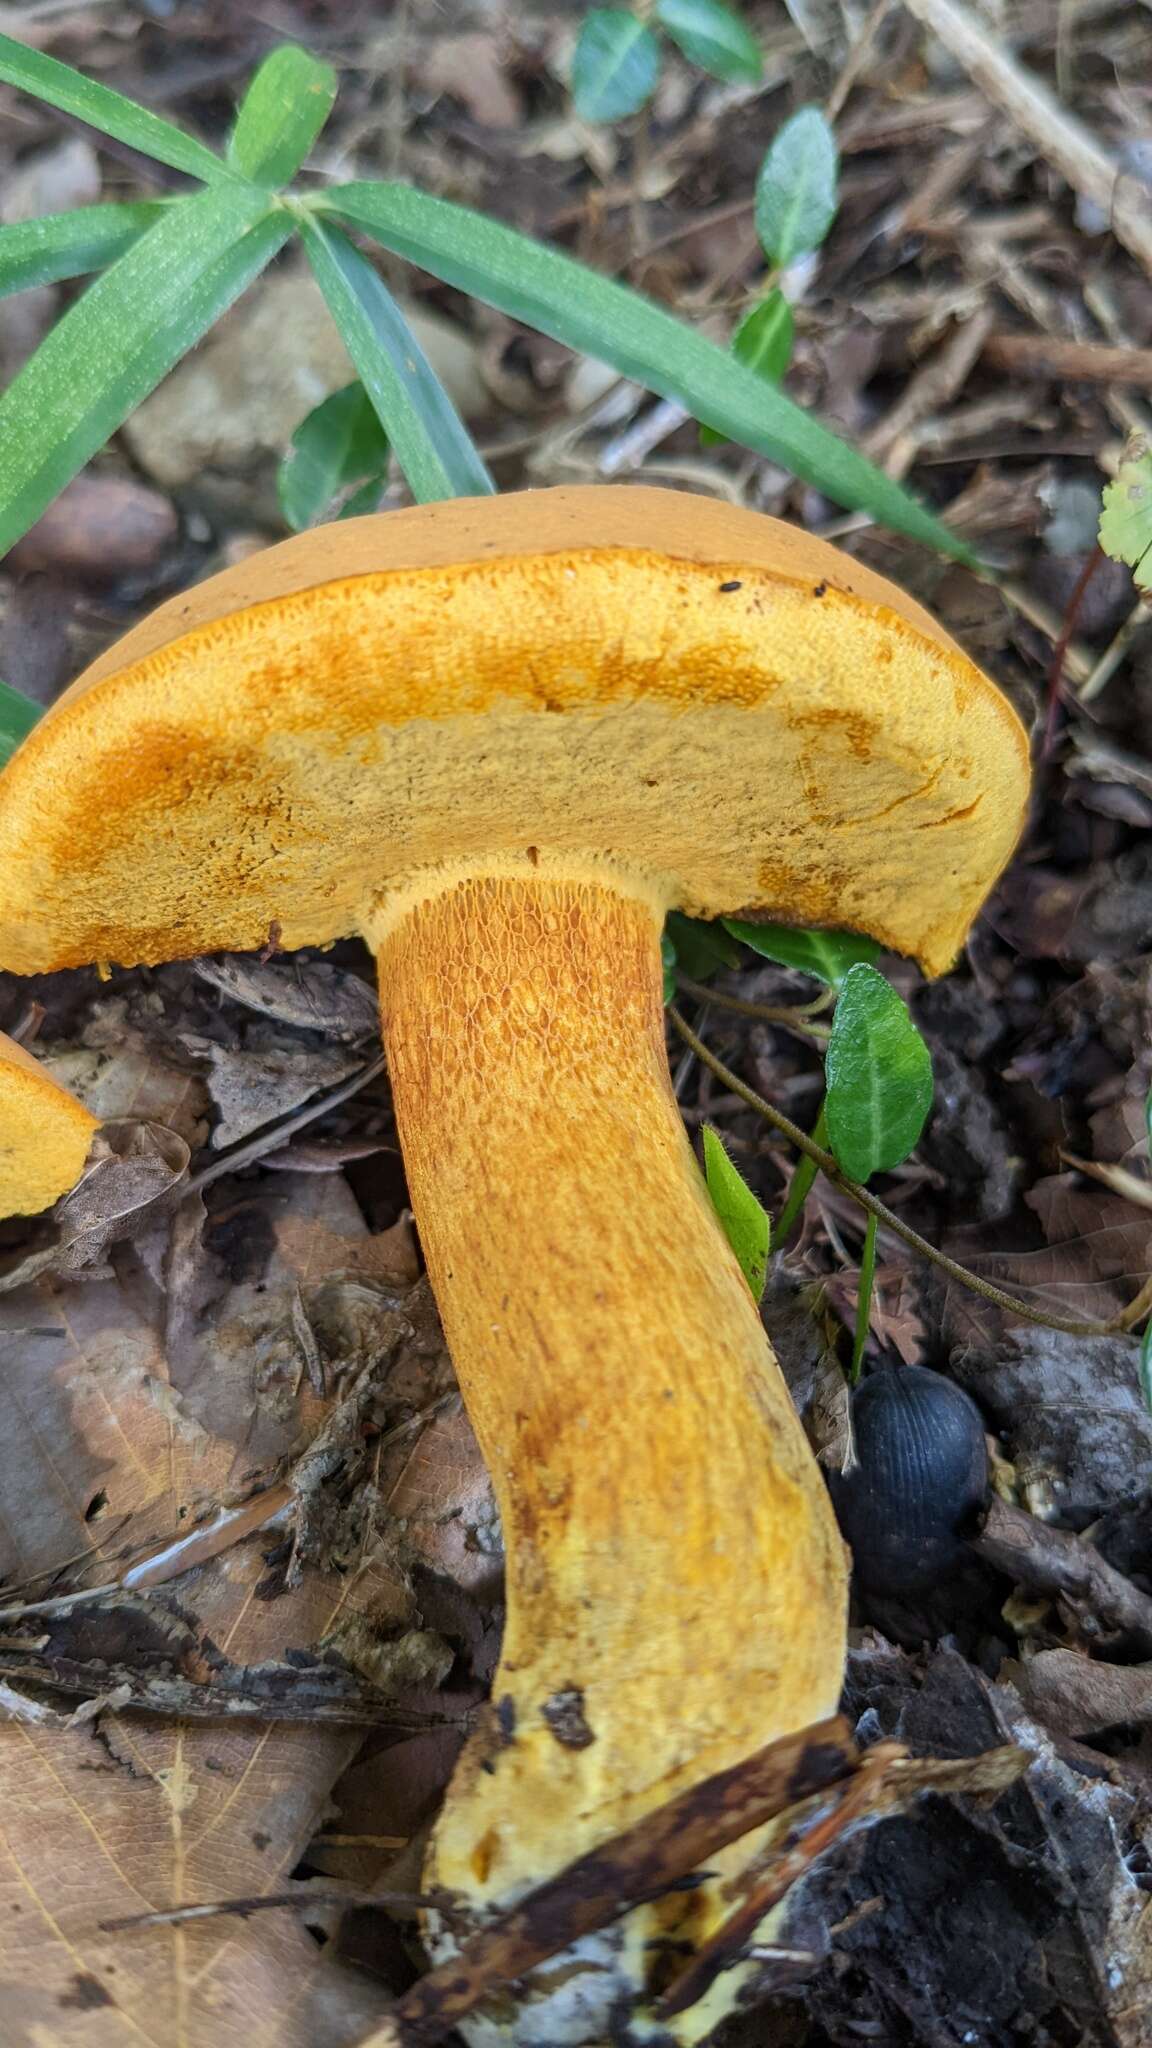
[0, 487, 1029, 977]
[0, 1032, 99, 1217]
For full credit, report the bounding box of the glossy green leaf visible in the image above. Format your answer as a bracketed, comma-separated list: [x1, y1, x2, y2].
[665, 911, 742, 981]
[0, 187, 290, 560]
[278, 381, 390, 531]
[0, 31, 233, 184]
[723, 921, 880, 986]
[825, 964, 933, 1184]
[298, 215, 493, 504]
[314, 182, 974, 558]
[1099, 435, 1152, 590]
[655, 0, 762, 83]
[228, 43, 337, 187]
[0, 680, 41, 767]
[571, 10, 661, 122]
[850, 1211, 878, 1381]
[755, 104, 838, 268]
[700, 288, 793, 445]
[702, 1126, 770, 1300]
[0, 201, 168, 300]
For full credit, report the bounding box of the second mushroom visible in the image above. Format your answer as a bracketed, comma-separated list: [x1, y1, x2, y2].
[0, 486, 1030, 2042]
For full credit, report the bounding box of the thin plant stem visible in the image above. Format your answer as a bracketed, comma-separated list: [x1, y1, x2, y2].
[667, 1008, 1152, 1341]
[851, 1212, 878, 1382]
[774, 1104, 827, 1245]
[675, 974, 832, 1038]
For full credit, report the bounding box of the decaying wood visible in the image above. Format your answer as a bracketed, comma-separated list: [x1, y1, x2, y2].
[353, 1716, 859, 2048]
[972, 1497, 1152, 1655]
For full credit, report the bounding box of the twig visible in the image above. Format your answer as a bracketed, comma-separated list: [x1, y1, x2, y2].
[349, 1715, 857, 2048]
[183, 1053, 387, 1195]
[899, 0, 1152, 282]
[666, 1009, 1152, 1340]
[982, 334, 1152, 391]
[675, 973, 832, 1037]
[101, 1888, 459, 1935]
[972, 1497, 1152, 1655]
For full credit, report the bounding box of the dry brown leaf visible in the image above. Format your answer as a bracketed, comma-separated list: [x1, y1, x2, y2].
[0, 1169, 473, 2040]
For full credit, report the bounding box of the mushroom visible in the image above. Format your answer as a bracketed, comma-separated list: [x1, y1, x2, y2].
[0, 1030, 98, 1218]
[0, 487, 1030, 2041]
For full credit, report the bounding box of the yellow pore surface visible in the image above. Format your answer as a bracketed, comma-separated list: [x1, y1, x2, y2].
[0, 488, 1030, 979]
[0, 1033, 98, 1217]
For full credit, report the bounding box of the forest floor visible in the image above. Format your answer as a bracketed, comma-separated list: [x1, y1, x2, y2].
[1, 3, 1151, 2044]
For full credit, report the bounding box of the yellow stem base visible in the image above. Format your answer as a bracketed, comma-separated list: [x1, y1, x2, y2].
[372, 863, 847, 2040]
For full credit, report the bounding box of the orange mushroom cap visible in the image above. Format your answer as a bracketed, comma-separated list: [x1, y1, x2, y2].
[0, 486, 1029, 979]
[0, 1031, 98, 1218]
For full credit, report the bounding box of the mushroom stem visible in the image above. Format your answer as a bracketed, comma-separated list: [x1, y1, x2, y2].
[372, 861, 847, 2029]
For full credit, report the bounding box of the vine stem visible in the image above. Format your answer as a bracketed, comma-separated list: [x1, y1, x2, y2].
[667, 1008, 1152, 1341]
[675, 974, 832, 1038]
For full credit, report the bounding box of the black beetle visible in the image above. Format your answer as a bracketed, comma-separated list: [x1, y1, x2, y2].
[829, 1365, 990, 1597]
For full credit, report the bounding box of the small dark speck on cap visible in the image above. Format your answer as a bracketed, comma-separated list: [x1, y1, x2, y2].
[813, 581, 828, 597]
[718, 580, 742, 594]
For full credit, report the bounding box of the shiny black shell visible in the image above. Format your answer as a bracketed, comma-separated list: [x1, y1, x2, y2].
[830, 1366, 990, 1595]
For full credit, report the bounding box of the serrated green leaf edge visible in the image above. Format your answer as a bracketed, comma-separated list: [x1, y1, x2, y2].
[1098, 439, 1152, 586]
[702, 1125, 770, 1300]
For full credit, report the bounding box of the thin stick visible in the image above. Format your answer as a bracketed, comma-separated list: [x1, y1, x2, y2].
[667, 1009, 1152, 1340]
[851, 1213, 879, 1381]
[675, 973, 832, 1037]
[899, 0, 1152, 283]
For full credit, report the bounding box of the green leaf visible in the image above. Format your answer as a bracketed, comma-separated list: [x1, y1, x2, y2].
[0, 680, 41, 767]
[0, 201, 169, 300]
[298, 214, 493, 505]
[661, 931, 678, 1004]
[0, 30, 234, 185]
[314, 182, 970, 558]
[666, 911, 742, 980]
[1141, 1320, 1152, 1419]
[700, 289, 793, 445]
[850, 1211, 878, 1381]
[571, 10, 661, 122]
[1099, 435, 1152, 590]
[228, 43, 337, 187]
[723, 921, 880, 986]
[755, 104, 839, 268]
[655, 0, 762, 83]
[774, 1101, 826, 1244]
[702, 1126, 770, 1300]
[278, 381, 391, 531]
[824, 964, 933, 1184]
[0, 186, 290, 561]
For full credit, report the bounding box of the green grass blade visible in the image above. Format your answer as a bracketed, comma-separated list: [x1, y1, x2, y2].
[0, 31, 235, 184]
[0, 680, 41, 767]
[0, 201, 169, 300]
[0, 188, 290, 559]
[228, 44, 337, 187]
[314, 181, 971, 558]
[298, 214, 493, 504]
